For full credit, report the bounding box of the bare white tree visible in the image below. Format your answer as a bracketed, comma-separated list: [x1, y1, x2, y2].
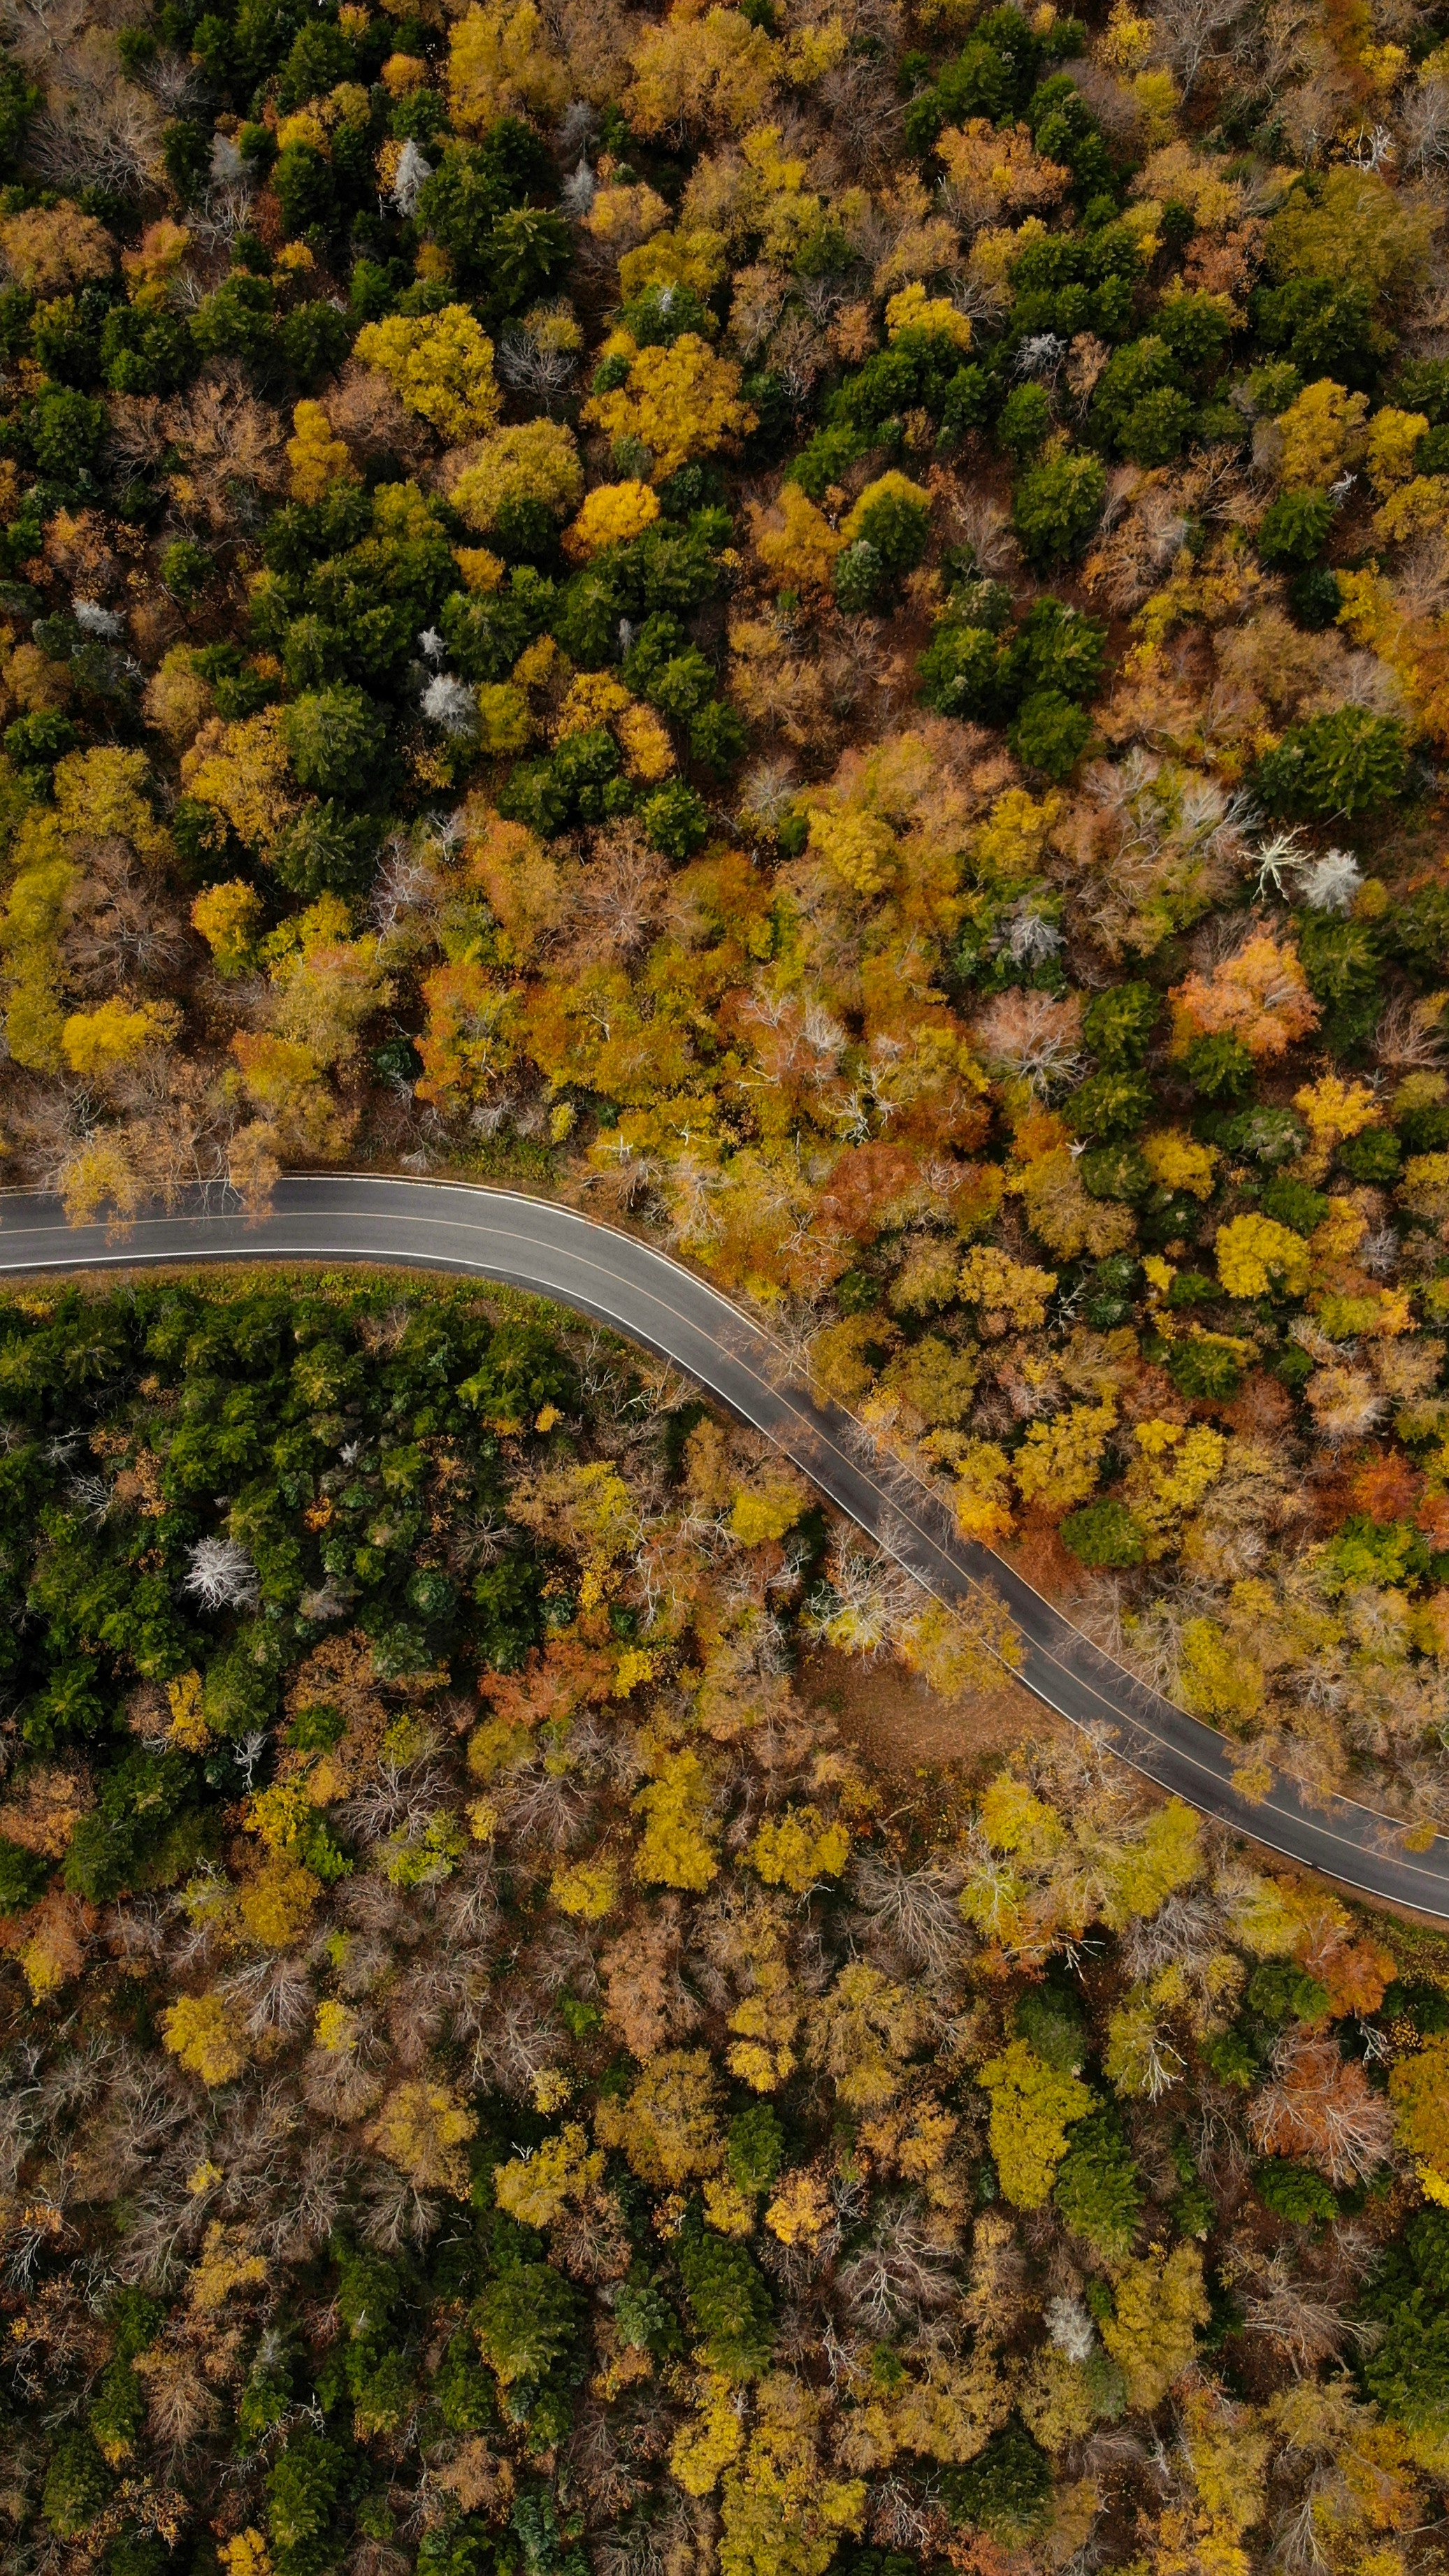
[391, 136, 432, 217]
[182, 1535, 261, 1612]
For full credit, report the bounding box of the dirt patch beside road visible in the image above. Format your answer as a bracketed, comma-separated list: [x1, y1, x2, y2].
[798, 1644, 1067, 1784]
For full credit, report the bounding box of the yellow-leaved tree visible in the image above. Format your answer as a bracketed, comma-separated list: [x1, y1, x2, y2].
[1215, 1213, 1312, 1298]
[719, 2373, 866, 2576]
[451, 420, 582, 539]
[634, 1749, 720, 1889]
[749, 1805, 851, 1895]
[367, 2078, 478, 2197]
[1014, 1401, 1117, 1513]
[161, 1993, 249, 2085]
[493, 2122, 605, 2227]
[583, 335, 756, 479]
[596, 2048, 723, 2187]
[626, 3, 781, 140]
[1100, 2243, 1209, 2408]
[447, 1, 569, 131]
[354, 307, 499, 440]
[976, 2040, 1093, 2206]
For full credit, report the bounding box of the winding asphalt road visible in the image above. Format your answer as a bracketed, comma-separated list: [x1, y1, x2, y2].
[0, 1172, 1445, 1920]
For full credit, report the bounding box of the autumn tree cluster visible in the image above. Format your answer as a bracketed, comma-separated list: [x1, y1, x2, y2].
[1, 1275, 1448, 2576]
[0, 0, 1448, 1856]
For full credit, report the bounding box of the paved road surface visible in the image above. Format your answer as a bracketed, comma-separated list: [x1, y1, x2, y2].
[1, 1173, 1444, 1920]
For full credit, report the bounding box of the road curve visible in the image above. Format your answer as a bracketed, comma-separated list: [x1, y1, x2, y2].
[0, 1172, 1444, 1920]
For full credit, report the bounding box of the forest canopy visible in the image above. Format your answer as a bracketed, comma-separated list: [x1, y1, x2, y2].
[0, 0, 1448, 2561]
[0, 1271, 1446, 2576]
[0, 0, 1441, 1848]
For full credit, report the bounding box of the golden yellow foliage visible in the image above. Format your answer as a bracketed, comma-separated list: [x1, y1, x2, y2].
[703, 2176, 756, 2235]
[1276, 379, 1369, 489]
[354, 306, 499, 440]
[55, 746, 171, 865]
[583, 333, 756, 479]
[286, 400, 356, 504]
[551, 1855, 620, 1918]
[1019, 2346, 1097, 2453]
[719, 2373, 866, 2576]
[937, 117, 1071, 229]
[749, 1805, 851, 1894]
[1367, 406, 1429, 496]
[494, 2122, 605, 2227]
[447, 0, 569, 131]
[313, 1999, 357, 2053]
[59, 997, 178, 1077]
[182, 707, 298, 851]
[765, 2169, 834, 2245]
[1, 203, 113, 295]
[143, 645, 213, 749]
[958, 1242, 1058, 1331]
[586, 181, 672, 251]
[596, 2048, 723, 2187]
[749, 483, 846, 591]
[161, 1992, 249, 2085]
[627, 3, 781, 138]
[1142, 1129, 1218, 1197]
[1389, 2032, 1449, 2180]
[727, 1958, 801, 2093]
[809, 1962, 925, 2113]
[807, 805, 897, 897]
[14, 1892, 85, 2002]
[1100, 2243, 1209, 2408]
[188, 2220, 268, 2313]
[620, 226, 728, 299]
[1293, 1072, 1380, 1145]
[1215, 1213, 1313, 1298]
[564, 479, 661, 559]
[451, 419, 583, 535]
[1101, 1801, 1203, 1925]
[192, 880, 264, 977]
[1014, 1400, 1116, 1512]
[980, 1770, 1065, 1856]
[729, 1477, 807, 1544]
[976, 2039, 1093, 2206]
[884, 282, 972, 346]
[1178, 1616, 1265, 1726]
[219, 2533, 273, 2576]
[237, 1855, 321, 1949]
[672, 2371, 748, 2495]
[634, 1750, 720, 1890]
[368, 2078, 478, 2196]
[898, 1591, 1021, 1694]
[618, 702, 675, 781]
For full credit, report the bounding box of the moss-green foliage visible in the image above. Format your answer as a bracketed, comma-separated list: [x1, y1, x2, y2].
[677, 2227, 775, 2377]
[727, 2101, 786, 2191]
[267, 2427, 347, 2575]
[473, 2263, 583, 2394]
[1011, 449, 1108, 566]
[1255, 2157, 1338, 2224]
[1053, 2108, 1143, 2254]
[1254, 708, 1408, 820]
[41, 2431, 111, 2536]
[1362, 2210, 1449, 2433]
[1257, 488, 1335, 567]
[1060, 1498, 1146, 1568]
[940, 2420, 1053, 2539]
